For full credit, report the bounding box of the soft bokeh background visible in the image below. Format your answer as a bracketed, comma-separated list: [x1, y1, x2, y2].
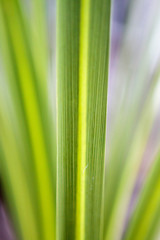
[0, 0, 160, 239]
[105, 0, 160, 239]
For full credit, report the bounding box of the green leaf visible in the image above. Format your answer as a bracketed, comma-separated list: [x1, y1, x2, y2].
[57, 0, 111, 239]
[123, 154, 160, 240]
[0, 0, 56, 239]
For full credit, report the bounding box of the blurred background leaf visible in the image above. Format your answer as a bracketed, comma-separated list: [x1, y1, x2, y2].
[104, 0, 160, 239]
[0, 0, 56, 239]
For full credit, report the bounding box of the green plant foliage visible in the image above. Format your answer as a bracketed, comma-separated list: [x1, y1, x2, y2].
[124, 155, 160, 240]
[57, 0, 111, 239]
[0, 0, 160, 240]
[0, 0, 56, 239]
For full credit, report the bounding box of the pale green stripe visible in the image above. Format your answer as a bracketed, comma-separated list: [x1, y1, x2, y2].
[76, 0, 90, 239]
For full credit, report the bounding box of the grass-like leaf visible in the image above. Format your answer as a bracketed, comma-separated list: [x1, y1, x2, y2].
[57, 0, 111, 239]
[123, 154, 160, 240]
[0, 0, 56, 239]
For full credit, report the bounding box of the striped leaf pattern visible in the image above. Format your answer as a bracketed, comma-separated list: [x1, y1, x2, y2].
[57, 0, 111, 239]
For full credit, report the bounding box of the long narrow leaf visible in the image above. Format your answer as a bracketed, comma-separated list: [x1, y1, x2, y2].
[123, 154, 160, 240]
[57, 0, 111, 239]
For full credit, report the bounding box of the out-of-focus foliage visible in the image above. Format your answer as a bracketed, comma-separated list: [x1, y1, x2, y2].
[0, 0, 56, 239]
[0, 0, 160, 240]
[104, 0, 160, 239]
